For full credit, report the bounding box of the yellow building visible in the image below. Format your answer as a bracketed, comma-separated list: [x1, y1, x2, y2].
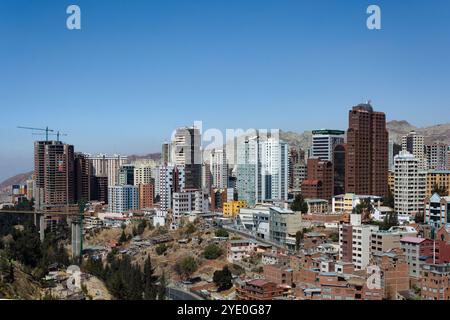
[223, 200, 247, 218]
[426, 170, 450, 196]
[388, 170, 395, 192]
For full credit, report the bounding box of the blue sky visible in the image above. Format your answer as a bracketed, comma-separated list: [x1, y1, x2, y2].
[1, 0, 450, 181]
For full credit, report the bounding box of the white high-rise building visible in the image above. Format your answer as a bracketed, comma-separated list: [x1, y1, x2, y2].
[210, 149, 228, 189]
[172, 190, 209, 224]
[236, 136, 288, 206]
[156, 164, 185, 214]
[339, 214, 379, 271]
[311, 129, 345, 162]
[108, 185, 139, 213]
[402, 131, 426, 170]
[88, 154, 127, 186]
[394, 151, 426, 217]
[261, 138, 288, 202]
[351, 224, 379, 270]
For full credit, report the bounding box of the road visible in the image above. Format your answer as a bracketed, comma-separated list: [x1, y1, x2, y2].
[0, 209, 81, 216]
[222, 225, 287, 251]
[165, 285, 204, 300]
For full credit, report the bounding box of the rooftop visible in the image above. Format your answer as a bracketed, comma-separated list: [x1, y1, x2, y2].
[400, 236, 426, 244]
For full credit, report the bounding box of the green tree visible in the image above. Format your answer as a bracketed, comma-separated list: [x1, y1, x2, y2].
[203, 244, 223, 260]
[119, 230, 127, 244]
[215, 228, 229, 238]
[143, 256, 158, 300]
[157, 271, 167, 300]
[213, 266, 233, 292]
[353, 198, 373, 221]
[155, 243, 167, 256]
[137, 220, 147, 235]
[291, 194, 308, 213]
[185, 223, 196, 235]
[381, 212, 399, 231]
[8, 222, 42, 268]
[415, 211, 424, 224]
[175, 256, 198, 279]
[295, 230, 304, 251]
[432, 184, 448, 197]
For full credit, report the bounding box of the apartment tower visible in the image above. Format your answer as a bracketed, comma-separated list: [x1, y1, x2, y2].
[345, 103, 388, 198]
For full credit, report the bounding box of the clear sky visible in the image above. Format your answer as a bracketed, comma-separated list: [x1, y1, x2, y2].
[1, 0, 450, 182]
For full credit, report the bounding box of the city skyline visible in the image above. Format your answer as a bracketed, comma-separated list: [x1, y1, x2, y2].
[2, 0, 450, 181]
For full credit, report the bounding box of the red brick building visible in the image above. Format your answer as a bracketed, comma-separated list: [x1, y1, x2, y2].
[301, 158, 334, 202]
[263, 264, 293, 286]
[371, 248, 410, 299]
[138, 183, 154, 209]
[236, 279, 288, 300]
[420, 264, 450, 300]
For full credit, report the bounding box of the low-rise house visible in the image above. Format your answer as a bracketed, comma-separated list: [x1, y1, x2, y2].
[263, 264, 293, 286]
[235, 279, 288, 300]
[261, 251, 290, 266]
[227, 239, 257, 263]
[420, 263, 450, 300]
[370, 248, 410, 299]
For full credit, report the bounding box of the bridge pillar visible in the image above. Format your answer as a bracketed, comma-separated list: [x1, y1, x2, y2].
[71, 217, 83, 262]
[39, 214, 45, 242]
[34, 212, 45, 242]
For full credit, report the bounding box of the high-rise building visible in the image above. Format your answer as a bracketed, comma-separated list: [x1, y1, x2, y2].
[388, 140, 402, 172]
[236, 136, 288, 206]
[74, 153, 91, 203]
[261, 138, 288, 202]
[87, 154, 127, 186]
[394, 151, 426, 216]
[301, 158, 333, 202]
[108, 185, 139, 213]
[291, 162, 307, 194]
[210, 149, 228, 189]
[156, 164, 185, 214]
[172, 190, 209, 218]
[138, 183, 154, 209]
[311, 129, 345, 162]
[26, 179, 34, 201]
[34, 141, 51, 191]
[201, 161, 212, 190]
[402, 131, 426, 170]
[339, 214, 379, 270]
[161, 142, 171, 164]
[134, 163, 154, 185]
[236, 136, 261, 207]
[426, 143, 448, 170]
[345, 103, 388, 198]
[34, 141, 76, 206]
[426, 170, 450, 197]
[447, 147, 450, 170]
[90, 175, 108, 203]
[333, 144, 346, 196]
[172, 127, 202, 189]
[288, 147, 305, 193]
[118, 164, 135, 186]
[210, 188, 234, 211]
